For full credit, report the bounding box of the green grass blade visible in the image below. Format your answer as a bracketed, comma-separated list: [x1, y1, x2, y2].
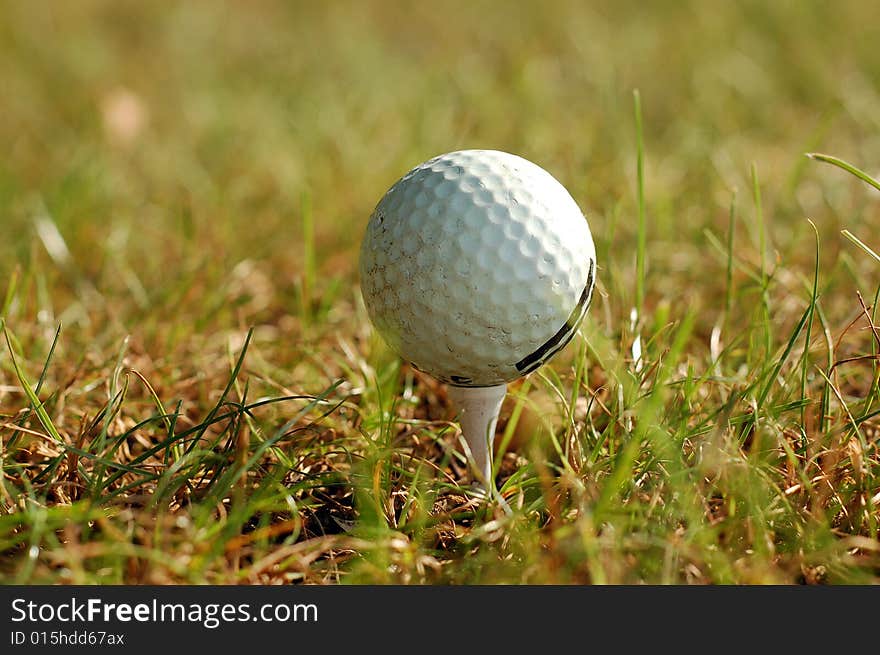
[756, 304, 811, 412]
[634, 89, 647, 317]
[807, 152, 880, 192]
[800, 220, 820, 428]
[1, 266, 20, 318]
[841, 229, 880, 265]
[751, 163, 771, 358]
[185, 327, 254, 455]
[5, 322, 62, 452]
[725, 191, 737, 319]
[2, 323, 64, 444]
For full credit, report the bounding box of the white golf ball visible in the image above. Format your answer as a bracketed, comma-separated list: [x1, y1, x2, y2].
[360, 149, 596, 387]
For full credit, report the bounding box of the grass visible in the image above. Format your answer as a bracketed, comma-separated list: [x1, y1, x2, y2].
[1, 0, 879, 584]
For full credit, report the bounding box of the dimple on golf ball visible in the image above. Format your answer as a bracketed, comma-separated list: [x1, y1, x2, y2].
[359, 149, 596, 387]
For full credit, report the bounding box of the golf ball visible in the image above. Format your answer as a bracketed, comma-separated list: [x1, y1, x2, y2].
[360, 149, 596, 387]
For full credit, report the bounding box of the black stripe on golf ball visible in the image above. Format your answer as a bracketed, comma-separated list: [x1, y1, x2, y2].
[515, 258, 595, 375]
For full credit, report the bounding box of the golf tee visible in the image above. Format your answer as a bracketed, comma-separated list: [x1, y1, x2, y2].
[446, 383, 507, 492]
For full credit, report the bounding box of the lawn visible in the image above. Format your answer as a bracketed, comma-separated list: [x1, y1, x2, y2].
[1, 0, 879, 584]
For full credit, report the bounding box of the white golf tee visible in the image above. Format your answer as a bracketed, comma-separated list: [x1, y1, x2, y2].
[446, 383, 507, 491]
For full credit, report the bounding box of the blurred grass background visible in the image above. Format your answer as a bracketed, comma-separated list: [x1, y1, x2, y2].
[1, 1, 879, 583]
[3, 1, 878, 304]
